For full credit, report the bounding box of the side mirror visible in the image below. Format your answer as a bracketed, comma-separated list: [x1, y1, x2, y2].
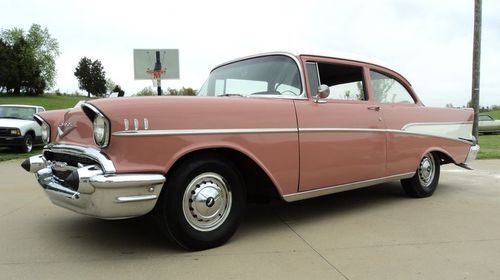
[314, 84, 330, 103]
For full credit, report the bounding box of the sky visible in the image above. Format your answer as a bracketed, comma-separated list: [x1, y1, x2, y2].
[1, 0, 499, 107]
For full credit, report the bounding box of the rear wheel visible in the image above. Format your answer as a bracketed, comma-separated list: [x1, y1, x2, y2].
[156, 157, 246, 250]
[401, 152, 440, 198]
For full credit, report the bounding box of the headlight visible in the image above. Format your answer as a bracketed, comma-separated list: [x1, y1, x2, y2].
[10, 129, 21, 136]
[41, 122, 50, 143]
[93, 114, 110, 147]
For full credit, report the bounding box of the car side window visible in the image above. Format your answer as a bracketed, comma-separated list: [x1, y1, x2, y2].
[479, 115, 493, 121]
[370, 71, 415, 104]
[308, 62, 366, 101]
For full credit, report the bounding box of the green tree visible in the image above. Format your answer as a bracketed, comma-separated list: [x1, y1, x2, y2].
[74, 57, 107, 97]
[0, 37, 45, 95]
[1, 24, 60, 89]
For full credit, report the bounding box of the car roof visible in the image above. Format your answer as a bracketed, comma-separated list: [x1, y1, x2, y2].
[212, 51, 410, 86]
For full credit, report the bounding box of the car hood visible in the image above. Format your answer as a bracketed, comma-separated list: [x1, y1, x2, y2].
[0, 118, 34, 128]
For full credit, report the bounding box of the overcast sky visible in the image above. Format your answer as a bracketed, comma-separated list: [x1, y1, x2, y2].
[1, 0, 499, 107]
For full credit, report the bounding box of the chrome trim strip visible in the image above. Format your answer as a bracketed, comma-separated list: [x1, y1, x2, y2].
[113, 126, 472, 144]
[44, 143, 116, 173]
[115, 194, 158, 203]
[401, 121, 473, 130]
[283, 173, 415, 202]
[113, 128, 298, 137]
[300, 128, 473, 145]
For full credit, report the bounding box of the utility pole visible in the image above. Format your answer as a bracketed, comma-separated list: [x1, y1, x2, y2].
[471, 0, 482, 140]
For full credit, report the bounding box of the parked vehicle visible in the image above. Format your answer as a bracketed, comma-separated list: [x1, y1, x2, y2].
[22, 52, 479, 250]
[479, 114, 500, 134]
[0, 104, 45, 152]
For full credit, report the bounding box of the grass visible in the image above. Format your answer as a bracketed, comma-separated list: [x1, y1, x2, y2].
[0, 94, 91, 110]
[480, 110, 500, 119]
[477, 134, 500, 159]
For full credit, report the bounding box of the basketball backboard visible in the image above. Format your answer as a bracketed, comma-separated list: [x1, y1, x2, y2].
[133, 49, 180, 80]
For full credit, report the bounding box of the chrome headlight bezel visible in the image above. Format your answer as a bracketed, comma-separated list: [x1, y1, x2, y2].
[82, 103, 110, 148]
[41, 122, 50, 143]
[93, 114, 110, 147]
[34, 115, 50, 144]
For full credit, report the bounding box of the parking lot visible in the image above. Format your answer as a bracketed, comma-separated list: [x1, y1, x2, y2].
[1, 158, 499, 280]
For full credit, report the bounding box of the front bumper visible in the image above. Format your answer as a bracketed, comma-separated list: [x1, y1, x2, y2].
[0, 135, 24, 147]
[23, 144, 165, 219]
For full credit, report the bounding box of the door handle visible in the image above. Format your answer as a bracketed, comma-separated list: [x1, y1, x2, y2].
[367, 106, 381, 111]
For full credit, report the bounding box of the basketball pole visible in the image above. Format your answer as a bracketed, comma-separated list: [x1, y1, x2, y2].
[154, 51, 163, 96]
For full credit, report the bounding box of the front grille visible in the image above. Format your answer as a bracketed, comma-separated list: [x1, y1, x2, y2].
[0, 128, 11, 136]
[44, 151, 99, 167]
[53, 169, 73, 180]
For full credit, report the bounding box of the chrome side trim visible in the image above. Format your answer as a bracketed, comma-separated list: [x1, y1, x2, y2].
[112, 126, 472, 144]
[115, 194, 158, 203]
[283, 173, 415, 202]
[113, 128, 298, 137]
[44, 143, 116, 173]
[401, 121, 473, 130]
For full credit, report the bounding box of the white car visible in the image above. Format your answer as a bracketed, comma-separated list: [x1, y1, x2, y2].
[0, 104, 46, 152]
[479, 114, 500, 134]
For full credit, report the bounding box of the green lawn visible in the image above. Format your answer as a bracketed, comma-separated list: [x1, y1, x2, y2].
[0, 95, 91, 110]
[477, 110, 500, 159]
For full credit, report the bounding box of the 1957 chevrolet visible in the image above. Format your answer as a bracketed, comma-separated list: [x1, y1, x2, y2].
[22, 52, 479, 250]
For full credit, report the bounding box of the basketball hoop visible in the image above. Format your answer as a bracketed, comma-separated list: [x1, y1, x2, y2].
[147, 69, 165, 85]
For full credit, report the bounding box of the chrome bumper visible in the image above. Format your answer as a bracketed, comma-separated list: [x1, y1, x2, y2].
[22, 145, 165, 219]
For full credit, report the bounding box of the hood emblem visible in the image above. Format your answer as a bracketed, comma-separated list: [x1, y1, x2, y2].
[57, 121, 76, 137]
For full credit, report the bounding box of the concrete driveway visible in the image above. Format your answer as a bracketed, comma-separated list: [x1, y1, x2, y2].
[1, 159, 499, 280]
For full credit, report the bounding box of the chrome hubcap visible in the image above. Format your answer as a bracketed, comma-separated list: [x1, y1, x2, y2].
[25, 137, 32, 152]
[182, 172, 232, 231]
[418, 153, 435, 188]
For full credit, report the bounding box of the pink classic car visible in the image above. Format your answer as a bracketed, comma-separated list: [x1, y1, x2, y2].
[22, 52, 479, 250]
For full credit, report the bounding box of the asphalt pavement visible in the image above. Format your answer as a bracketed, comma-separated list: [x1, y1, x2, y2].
[1, 159, 499, 280]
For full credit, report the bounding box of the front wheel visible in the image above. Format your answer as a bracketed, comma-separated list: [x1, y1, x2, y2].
[20, 134, 33, 153]
[156, 157, 246, 250]
[401, 152, 440, 198]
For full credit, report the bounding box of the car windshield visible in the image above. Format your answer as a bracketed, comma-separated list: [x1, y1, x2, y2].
[0, 106, 36, 120]
[198, 55, 302, 97]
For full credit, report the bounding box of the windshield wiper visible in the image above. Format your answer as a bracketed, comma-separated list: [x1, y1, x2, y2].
[217, 93, 244, 97]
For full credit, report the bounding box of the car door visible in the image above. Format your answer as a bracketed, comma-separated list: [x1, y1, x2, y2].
[295, 57, 386, 192]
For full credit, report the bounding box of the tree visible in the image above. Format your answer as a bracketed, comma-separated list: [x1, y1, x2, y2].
[74, 57, 107, 97]
[0, 24, 60, 90]
[0, 37, 45, 95]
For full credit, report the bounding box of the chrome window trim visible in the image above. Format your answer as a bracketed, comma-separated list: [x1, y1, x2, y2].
[283, 172, 415, 202]
[210, 52, 307, 99]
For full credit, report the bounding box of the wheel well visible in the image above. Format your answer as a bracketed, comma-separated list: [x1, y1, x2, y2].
[25, 130, 35, 138]
[167, 148, 280, 202]
[432, 151, 454, 165]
